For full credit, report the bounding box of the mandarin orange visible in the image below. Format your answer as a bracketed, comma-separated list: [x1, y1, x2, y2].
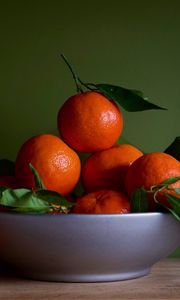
[73, 190, 130, 214]
[82, 144, 143, 193]
[125, 152, 180, 209]
[15, 134, 81, 196]
[57, 91, 123, 153]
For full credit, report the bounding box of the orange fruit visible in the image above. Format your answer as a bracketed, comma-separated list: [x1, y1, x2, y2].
[57, 91, 123, 153]
[73, 190, 130, 214]
[125, 152, 180, 209]
[15, 134, 81, 196]
[82, 144, 143, 193]
[0, 176, 18, 189]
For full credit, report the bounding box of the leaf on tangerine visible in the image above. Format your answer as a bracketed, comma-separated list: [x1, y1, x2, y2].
[131, 187, 149, 212]
[0, 188, 50, 213]
[90, 83, 167, 112]
[161, 192, 180, 221]
[160, 176, 180, 186]
[29, 163, 46, 190]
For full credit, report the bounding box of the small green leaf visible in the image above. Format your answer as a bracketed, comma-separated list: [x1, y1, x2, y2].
[29, 163, 46, 190]
[0, 188, 50, 213]
[131, 187, 149, 212]
[89, 83, 166, 112]
[0, 186, 74, 214]
[0, 186, 8, 192]
[12, 194, 50, 213]
[162, 193, 180, 221]
[36, 190, 74, 208]
[150, 176, 180, 193]
[0, 188, 30, 206]
[160, 176, 180, 186]
[174, 188, 180, 194]
[164, 136, 180, 161]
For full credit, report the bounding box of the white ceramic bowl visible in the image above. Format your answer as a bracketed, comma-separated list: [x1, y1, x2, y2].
[0, 212, 179, 282]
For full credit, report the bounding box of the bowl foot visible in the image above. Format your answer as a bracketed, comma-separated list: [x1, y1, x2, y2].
[15, 267, 151, 282]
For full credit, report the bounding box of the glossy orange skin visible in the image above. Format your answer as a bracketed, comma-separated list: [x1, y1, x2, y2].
[82, 144, 143, 193]
[0, 176, 18, 189]
[73, 190, 130, 214]
[15, 134, 81, 196]
[57, 91, 123, 153]
[125, 152, 180, 210]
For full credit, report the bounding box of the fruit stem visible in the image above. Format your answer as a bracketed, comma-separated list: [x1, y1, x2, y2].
[60, 54, 83, 93]
[77, 79, 97, 91]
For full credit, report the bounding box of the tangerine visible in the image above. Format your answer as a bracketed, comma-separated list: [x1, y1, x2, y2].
[73, 190, 130, 214]
[125, 152, 180, 209]
[57, 91, 123, 153]
[82, 144, 143, 193]
[15, 134, 81, 196]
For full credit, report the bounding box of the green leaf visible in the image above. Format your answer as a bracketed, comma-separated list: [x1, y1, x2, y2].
[0, 186, 8, 192]
[36, 189, 74, 208]
[60, 54, 166, 112]
[0, 186, 74, 214]
[160, 176, 180, 186]
[0, 159, 15, 176]
[150, 176, 180, 193]
[13, 194, 50, 213]
[131, 187, 149, 212]
[0, 188, 30, 206]
[0, 186, 8, 200]
[89, 83, 166, 112]
[0, 188, 50, 213]
[164, 136, 180, 161]
[174, 188, 180, 194]
[29, 163, 46, 190]
[162, 193, 180, 221]
[130, 90, 146, 98]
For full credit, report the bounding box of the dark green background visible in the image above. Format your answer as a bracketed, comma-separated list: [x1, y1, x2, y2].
[0, 1, 179, 256]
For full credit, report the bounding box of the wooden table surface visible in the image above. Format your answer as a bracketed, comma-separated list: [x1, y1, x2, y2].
[0, 258, 179, 300]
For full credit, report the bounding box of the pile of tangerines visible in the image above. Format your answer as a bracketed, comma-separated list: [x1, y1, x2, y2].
[1, 92, 180, 215]
[1, 57, 180, 216]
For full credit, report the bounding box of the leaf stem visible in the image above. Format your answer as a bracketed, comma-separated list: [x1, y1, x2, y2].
[60, 54, 83, 93]
[78, 79, 99, 92]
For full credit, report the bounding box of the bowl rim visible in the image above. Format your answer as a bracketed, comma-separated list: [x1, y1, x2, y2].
[0, 211, 172, 219]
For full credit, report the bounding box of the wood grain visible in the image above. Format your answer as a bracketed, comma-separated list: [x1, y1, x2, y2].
[0, 259, 179, 300]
